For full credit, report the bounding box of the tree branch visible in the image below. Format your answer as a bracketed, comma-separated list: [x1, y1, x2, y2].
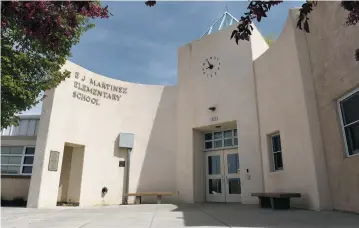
[231, 1, 283, 44]
[145, 1, 156, 7]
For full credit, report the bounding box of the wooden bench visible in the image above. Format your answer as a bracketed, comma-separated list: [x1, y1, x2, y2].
[126, 192, 175, 204]
[251, 192, 301, 209]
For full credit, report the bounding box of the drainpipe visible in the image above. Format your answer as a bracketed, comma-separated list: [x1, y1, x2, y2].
[123, 148, 131, 204]
[119, 132, 134, 205]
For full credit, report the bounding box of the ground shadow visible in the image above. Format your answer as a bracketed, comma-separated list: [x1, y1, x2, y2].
[169, 203, 359, 227]
[135, 86, 178, 204]
[1, 199, 27, 207]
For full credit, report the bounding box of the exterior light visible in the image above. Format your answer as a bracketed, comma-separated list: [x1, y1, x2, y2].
[209, 106, 216, 111]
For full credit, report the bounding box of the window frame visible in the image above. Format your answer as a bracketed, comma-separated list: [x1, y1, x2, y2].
[1, 146, 35, 176]
[337, 87, 359, 158]
[1, 118, 40, 136]
[204, 129, 238, 151]
[270, 133, 283, 172]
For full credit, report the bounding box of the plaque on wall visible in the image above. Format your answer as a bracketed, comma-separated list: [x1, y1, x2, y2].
[48, 151, 60, 171]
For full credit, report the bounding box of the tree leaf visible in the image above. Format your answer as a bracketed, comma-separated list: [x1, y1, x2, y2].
[297, 20, 302, 29]
[304, 19, 310, 33]
[235, 34, 239, 44]
[230, 30, 237, 40]
[0, 1, 111, 128]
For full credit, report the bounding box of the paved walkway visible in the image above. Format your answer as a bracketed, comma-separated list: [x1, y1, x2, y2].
[2, 204, 359, 228]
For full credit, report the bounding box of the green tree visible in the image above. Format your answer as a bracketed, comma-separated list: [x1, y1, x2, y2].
[264, 35, 276, 46]
[1, 1, 111, 128]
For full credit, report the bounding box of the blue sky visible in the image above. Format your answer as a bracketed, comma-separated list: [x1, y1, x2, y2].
[23, 1, 303, 115]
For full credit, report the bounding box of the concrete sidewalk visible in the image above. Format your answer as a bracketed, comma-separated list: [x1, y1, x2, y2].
[1, 204, 359, 228]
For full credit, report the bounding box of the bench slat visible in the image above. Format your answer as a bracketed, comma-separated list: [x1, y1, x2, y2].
[251, 192, 301, 198]
[126, 192, 175, 197]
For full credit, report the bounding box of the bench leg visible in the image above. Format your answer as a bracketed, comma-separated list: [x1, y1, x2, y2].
[157, 196, 162, 204]
[271, 198, 290, 210]
[258, 196, 271, 208]
[135, 196, 141, 205]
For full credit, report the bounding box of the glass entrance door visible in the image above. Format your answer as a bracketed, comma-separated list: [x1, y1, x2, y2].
[205, 150, 225, 202]
[205, 149, 241, 203]
[224, 149, 241, 202]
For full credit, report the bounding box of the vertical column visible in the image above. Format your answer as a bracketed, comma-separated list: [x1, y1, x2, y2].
[27, 90, 64, 208]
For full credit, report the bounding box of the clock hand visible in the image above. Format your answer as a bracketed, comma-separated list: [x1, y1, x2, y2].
[206, 59, 214, 69]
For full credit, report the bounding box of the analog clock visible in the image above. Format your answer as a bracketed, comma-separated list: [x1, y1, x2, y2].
[202, 56, 220, 77]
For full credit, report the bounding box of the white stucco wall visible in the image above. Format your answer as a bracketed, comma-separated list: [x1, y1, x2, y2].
[21, 4, 355, 211]
[253, 10, 331, 210]
[250, 23, 269, 61]
[1, 177, 31, 200]
[27, 61, 177, 208]
[66, 146, 84, 203]
[57, 146, 72, 202]
[177, 24, 265, 204]
[303, 2, 359, 213]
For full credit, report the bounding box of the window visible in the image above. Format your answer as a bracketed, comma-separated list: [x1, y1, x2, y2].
[1, 119, 39, 136]
[223, 130, 233, 147]
[1, 146, 35, 175]
[270, 134, 283, 171]
[338, 89, 359, 157]
[234, 129, 238, 146]
[213, 132, 223, 148]
[204, 129, 238, 150]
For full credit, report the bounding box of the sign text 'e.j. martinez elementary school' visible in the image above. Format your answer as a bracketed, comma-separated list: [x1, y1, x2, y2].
[72, 72, 128, 106]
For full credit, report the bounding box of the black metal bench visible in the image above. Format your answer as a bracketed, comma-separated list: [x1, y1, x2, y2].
[251, 192, 301, 209]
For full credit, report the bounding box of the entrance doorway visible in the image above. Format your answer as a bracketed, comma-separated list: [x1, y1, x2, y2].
[57, 144, 84, 206]
[205, 148, 241, 202]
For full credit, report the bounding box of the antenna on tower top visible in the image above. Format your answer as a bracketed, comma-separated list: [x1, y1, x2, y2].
[225, 5, 228, 12]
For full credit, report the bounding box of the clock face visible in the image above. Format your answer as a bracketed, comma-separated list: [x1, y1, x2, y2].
[202, 56, 220, 77]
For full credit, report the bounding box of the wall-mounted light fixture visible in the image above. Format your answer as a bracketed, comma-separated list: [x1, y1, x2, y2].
[208, 106, 216, 111]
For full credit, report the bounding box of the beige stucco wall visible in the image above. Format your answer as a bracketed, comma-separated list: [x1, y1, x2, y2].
[27, 22, 267, 207]
[250, 24, 269, 61]
[176, 24, 265, 204]
[193, 129, 205, 203]
[1, 137, 37, 147]
[1, 137, 37, 201]
[57, 146, 72, 202]
[303, 2, 359, 213]
[253, 10, 331, 210]
[21, 2, 357, 212]
[27, 61, 178, 208]
[66, 146, 84, 203]
[1, 177, 31, 200]
[135, 86, 177, 204]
